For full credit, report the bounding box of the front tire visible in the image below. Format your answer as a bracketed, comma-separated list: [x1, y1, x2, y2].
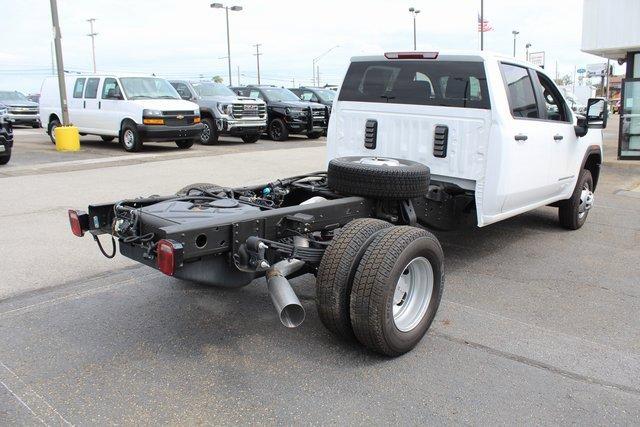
[241, 134, 260, 143]
[558, 169, 594, 230]
[0, 150, 10, 165]
[120, 122, 143, 152]
[176, 139, 194, 149]
[350, 226, 444, 357]
[200, 117, 219, 145]
[268, 118, 289, 141]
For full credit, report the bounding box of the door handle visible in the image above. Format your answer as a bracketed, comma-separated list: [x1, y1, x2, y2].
[83, 100, 86, 108]
[553, 134, 564, 141]
[98, 101, 101, 109]
[514, 134, 528, 141]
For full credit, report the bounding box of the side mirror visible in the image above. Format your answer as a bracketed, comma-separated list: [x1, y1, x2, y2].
[586, 98, 608, 129]
[574, 115, 588, 138]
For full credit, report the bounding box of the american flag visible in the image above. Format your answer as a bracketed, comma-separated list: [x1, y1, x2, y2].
[477, 15, 493, 32]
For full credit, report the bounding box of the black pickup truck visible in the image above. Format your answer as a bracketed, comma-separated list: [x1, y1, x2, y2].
[0, 109, 13, 165]
[68, 156, 444, 357]
[231, 85, 328, 141]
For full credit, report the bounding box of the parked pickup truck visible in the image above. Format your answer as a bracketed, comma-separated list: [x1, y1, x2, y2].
[0, 106, 13, 165]
[231, 85, 328, 141]
[0, 90, 40, 128]
[169, 80, 267, 144]
[68, 51, 605, 357]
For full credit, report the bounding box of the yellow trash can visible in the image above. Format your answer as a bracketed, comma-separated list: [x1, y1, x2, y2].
[54, 125, 80, 151]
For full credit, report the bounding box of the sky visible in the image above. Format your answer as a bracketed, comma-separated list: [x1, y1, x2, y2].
[0, 0, 623, 94]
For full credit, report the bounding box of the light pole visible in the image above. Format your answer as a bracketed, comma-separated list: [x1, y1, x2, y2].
[409, 7, 420, 51]
[525, 43, 531, 62]
[312, 45, 339, 87]
[49, 0, 69, 126]
[512, 30, 519, 58]
[210, 3, 242, 86]
[87, 18, 97, 73]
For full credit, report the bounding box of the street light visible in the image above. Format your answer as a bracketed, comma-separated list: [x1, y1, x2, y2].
[409, 7, 420, 51]
[210, 3, 243, 86]
[525, 43, 532, 62]
[312, 45, 339, 87]
[86, 18, 97, 73]
[512, 30, 519, 58]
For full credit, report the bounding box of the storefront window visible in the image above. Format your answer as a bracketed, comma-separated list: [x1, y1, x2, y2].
[620, 79, 640, 158]
[634, 53, 640, 78]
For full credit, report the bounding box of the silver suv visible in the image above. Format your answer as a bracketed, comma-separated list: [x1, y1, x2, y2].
[170, 81, 267, 144]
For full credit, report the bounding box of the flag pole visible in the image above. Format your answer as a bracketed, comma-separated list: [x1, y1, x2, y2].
[480, 0, 484, 51]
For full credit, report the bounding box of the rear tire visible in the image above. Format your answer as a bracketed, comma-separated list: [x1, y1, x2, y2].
[316, 218, 392, 341]
[558, 169, 593, 230]
[200, 117, 219, 145]
[48, 118, 60, 144]
[350, 226, 444, 357]
[120, 122, 142, 152]
[176, 139, 194, 149]
[268, 118, 289, 141]
[241, 134, 260, 143]
[101, 136, 115, 142]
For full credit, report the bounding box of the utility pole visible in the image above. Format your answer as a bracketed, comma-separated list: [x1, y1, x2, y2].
[316, 65, 320, 87]
[50, 40, 55, 75]
[87, 18, 97, 73]
[525, 43, 531, 62]
[253, 43, 262, 84]
[49, 0, 70, 125]
[605, 58, 611, 100]
[480, 0, 484, 51]
[237, 65, 240, 85]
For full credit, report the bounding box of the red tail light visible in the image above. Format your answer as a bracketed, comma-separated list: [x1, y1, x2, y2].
[156, 239, 183, 276]
[68, 209, 85, 237]
[384, 51, 439, 59]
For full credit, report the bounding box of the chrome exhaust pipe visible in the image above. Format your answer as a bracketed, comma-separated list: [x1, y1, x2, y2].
[266, 260, 306, 328]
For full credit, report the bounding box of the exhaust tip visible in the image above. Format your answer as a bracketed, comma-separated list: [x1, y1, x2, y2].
[279, 304, 305, 328]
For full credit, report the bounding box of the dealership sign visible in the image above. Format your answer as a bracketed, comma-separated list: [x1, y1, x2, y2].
[529, 51, 545, 68]
[587, 63, 607, 77]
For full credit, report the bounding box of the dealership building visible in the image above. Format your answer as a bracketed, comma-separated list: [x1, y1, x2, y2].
[582, 0, 640, 159]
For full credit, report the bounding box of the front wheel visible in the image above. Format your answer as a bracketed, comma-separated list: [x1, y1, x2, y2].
[175, 139, 194, 149]
[48, 118, 61, 144]
[200, 117, 219, 145]
[268, 119, 289, 141]
[558, 169, 594, 230]
[120, 123, 143, 152]
[350, 226, 444, 357]
[241, 134, 260, 143]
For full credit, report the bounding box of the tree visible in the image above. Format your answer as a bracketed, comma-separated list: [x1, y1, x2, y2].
[212, 75, 223, 83]
[554, 74, 573, 87]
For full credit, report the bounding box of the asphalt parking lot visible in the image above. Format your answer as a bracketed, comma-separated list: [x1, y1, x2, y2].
[1, 125, 639, 424]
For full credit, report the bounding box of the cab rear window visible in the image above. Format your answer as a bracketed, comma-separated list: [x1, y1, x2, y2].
[338, 60, 490, 109]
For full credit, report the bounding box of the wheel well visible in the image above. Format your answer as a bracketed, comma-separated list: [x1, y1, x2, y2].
[120, 118, 137, 133]
[48, 114, 60, 125]
[584, 152, 601, 190]
[200, 110, 215, 120]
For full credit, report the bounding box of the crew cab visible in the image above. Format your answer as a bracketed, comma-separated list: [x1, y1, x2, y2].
[39, 74, 203, 152]
[231, 85, 328, 141]
[170, 80, 266, 144]
[68, 51, 605, 357]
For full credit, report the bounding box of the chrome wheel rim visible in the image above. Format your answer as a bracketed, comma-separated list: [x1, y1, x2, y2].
[123, 129, 135, 148]
[356, 157, 401, 167]
[50, 124, 57, 142]
[393, 256, 434, 332]
[201, 122, 211, 143]
[578, 184, 594, 219]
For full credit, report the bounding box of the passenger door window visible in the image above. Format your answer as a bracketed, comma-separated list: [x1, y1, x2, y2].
[73, 78, 86, 98]
[535, 72, 569, 122]
[102, 78, 123, 100]
[500, 63, 539, 119]
[300, 91, 318, 102]
[249, 90, 264, 100]
[84, 78, 100, 99]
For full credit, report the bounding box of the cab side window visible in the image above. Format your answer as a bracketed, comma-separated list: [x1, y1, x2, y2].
[84, 78, 100, 99]
[300, 91, 318, 102]
[500, 63, 539, 119]
[102, 78, 123, 100]
[249, 90, 264, 100]
[73, 78, 86, 98]
[536, 72, 570, 122]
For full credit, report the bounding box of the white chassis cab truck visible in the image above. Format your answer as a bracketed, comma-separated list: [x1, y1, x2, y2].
[327, 51, 606, 230]
[68, 51, 606, 357]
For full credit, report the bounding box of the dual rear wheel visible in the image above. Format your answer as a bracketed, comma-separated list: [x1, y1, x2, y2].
[316, 218, 444, 357]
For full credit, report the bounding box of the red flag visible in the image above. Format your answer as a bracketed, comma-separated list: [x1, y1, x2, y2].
[478, 14, 493, 32]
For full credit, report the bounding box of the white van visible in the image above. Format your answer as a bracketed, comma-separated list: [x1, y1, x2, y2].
[39, 74, 204, 152]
